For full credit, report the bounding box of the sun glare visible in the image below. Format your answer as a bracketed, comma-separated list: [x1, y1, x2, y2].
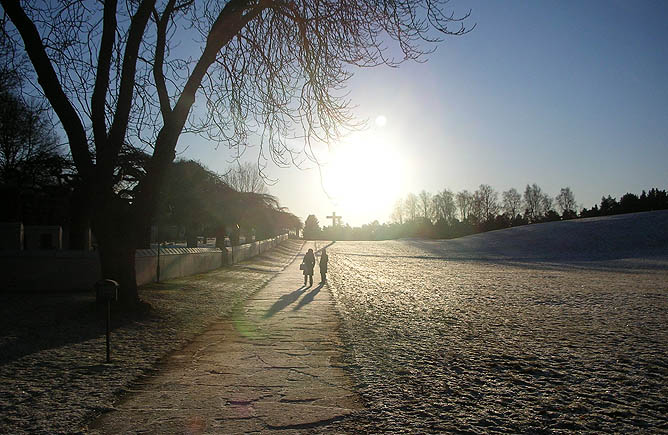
[322, 131, 407, 224]
[375, 115, 387, 127]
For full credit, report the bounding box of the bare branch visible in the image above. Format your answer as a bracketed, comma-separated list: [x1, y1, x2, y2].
[0, 0, 92, 177]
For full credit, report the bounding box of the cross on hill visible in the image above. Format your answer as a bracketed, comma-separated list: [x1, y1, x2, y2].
[326, 212, 342, 227]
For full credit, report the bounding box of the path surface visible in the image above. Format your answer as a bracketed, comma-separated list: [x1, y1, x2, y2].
[1, 240, 303, 434]
[90, 241, 362, 433]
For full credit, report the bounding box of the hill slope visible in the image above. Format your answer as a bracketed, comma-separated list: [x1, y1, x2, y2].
[410, 210, 668, 265]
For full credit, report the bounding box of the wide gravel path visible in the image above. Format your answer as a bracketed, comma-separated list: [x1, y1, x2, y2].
[89, 241, 361, 433]
[0, 240, 306, 434]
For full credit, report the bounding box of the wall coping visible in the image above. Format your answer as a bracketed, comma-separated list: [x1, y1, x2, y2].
[0, 233, 289, 258]
[136, 247, 222, 257]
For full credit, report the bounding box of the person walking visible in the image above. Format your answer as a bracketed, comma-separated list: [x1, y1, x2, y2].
[319, 248, 329, 283]
[302, 248, 315, 287]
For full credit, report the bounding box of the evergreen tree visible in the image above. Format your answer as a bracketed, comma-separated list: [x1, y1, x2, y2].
[303, 215, 321, 240]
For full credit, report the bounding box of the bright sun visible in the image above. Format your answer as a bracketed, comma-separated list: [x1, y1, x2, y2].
[322, 129, 407, 224]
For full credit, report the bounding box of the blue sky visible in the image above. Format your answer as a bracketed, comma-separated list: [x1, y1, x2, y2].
[185, 0, 668, 227]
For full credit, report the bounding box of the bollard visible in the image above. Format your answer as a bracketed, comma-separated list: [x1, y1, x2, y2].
[95, 279, 118, 363]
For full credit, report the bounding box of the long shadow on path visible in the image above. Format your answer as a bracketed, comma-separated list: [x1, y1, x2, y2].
[294, 282, 324, 311]
[263, 285, 306, 318]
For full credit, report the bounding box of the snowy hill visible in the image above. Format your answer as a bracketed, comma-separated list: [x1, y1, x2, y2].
[410, 210, 668, 265]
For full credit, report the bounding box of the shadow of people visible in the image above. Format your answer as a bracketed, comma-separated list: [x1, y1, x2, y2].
[293, 282, 324, 311]
[263, 285, 306, 318]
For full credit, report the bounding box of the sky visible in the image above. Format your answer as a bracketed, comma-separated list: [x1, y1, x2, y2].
[184, 0, 668, 227]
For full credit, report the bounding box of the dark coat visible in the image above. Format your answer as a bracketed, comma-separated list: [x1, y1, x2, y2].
[319, 252, 328, 273]
[303, 251, 315, 275]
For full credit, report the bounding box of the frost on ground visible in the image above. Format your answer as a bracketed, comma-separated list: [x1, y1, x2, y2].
[327, 212, 668, 433]
[0, 240, 302, 434]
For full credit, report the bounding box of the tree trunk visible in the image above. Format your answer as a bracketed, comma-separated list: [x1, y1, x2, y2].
[186, 230, 198, 248]
[68, 185, 91, 250]
[91, 194, 140, 306]
[97, 232, 139, 305]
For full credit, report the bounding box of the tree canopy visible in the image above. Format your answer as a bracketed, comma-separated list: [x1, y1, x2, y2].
[0, 68, 66, 188]
[0, 0, 471, 303]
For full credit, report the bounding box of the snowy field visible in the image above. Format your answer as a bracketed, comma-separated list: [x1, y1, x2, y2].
[324, 211, 668, 433]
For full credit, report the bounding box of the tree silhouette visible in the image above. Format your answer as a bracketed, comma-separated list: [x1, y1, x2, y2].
[391, 198, 405, 225]
[523, 183, 551, 223]
[404, 193, 419, 222]
[157, 160, 235, 246]
[599, 195, 619, 215]
[432, 189, 456, 223]
[555, 187, 577, 219]
[0, 1, 470, 304]
[0, 69, 66, 188]
[456, 190, 473, 222]
[475, 184, 499, 223]
[418, 190, 433, 221]
[502, 188, 522, 218]
[157, 159, 298, 245]
[222, 162, 269, 195]
[303, 214, 321, 240]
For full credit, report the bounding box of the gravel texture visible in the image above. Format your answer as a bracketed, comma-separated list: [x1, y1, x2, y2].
[3, 211, 668, 434]
[0, 240, 303, 434]
[326, 214, 668, 433]
[89, 241, 362, 434]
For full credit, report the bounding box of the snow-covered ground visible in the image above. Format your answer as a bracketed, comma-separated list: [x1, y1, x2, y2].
[413, 210, 668, 265]
[324, 211, 668, 433]
[0, 241, 303, 434]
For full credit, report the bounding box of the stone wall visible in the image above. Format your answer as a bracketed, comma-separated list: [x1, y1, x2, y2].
[0, 234, 289, 292]
[135, 247, 225, 286]
[223, 234, 288, 265]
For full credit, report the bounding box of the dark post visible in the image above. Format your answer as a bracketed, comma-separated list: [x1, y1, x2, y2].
[157, 241, 161, 283]
[95, 279, 118, 363]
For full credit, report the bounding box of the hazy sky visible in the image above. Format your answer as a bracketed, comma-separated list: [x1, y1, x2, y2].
[184, 0, 668, 227]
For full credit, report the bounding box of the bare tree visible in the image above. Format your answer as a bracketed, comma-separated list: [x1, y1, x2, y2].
[456, 189, 473, 222]
[0, 1, 471, 303]
[542, 194, 554, 213]
[524, 184, 541, 222]
[404, 193, 419, 222]
[555, 187, 577, 215]
[390, 198, 405, 225]
[432, 188, 456, 222]
[502, 187, 522, 217]
[0, 69, 65, 187]
[223, 161, 268, 194]
[476, 183, 499, 222]
[469, 189, 484, 224]
[418, 189, 432, 221]
[523, 183, 552, 222]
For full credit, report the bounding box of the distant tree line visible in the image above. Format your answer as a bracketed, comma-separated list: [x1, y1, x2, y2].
[303, 184, 668, 241]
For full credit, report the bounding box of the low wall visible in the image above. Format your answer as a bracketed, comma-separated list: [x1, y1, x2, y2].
[223, 233, 288, 264]
[135, 247, 224, 286]
[0, 234, 289, 292]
